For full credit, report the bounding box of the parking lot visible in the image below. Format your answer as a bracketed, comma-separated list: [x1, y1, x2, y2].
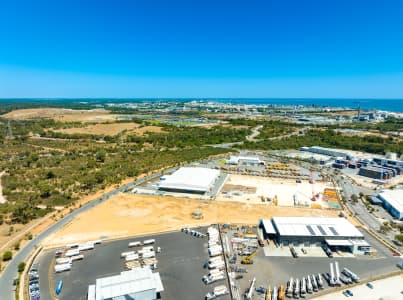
[34, 227, 231, 300]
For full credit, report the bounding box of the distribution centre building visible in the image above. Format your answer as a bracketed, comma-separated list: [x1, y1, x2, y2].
[158, 167, 220, 194]
[87, 267, 163, 300]
[377, 189, 403, 220]
[260, 217, 371, 254]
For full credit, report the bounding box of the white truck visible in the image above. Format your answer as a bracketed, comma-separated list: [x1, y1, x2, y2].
[205, 285, 229, 299]
[203, 273, 225, 284]
[78, 243, 94, 251]
[65, 249, 80, 257]
[208, 256, 223, 263]
[71, 254, 84, 261]
[55, 257, 72, 265]
[121, 251, 136, 258]
[208, 260, 225, 270]
[128, 241, 142, 248]
[213, 285, 229, 296]
[125, 253, 140, 262]
[143, 239, 155, 245]
[141, 251, 156, 259]
[54, 263, 71, 273]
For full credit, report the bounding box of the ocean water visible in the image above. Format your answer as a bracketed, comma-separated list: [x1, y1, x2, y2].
[213, 98, 403, 113]
[2, 98, 403, 112]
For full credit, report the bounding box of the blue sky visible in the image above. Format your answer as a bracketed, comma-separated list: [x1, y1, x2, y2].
[1, 0, 403, 98]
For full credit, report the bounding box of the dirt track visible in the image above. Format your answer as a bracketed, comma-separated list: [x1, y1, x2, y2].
[43, 193, 341, 247]
[3, 108, 119, 122]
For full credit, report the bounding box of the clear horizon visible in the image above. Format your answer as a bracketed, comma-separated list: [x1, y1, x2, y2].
[1, 0, 403, 98]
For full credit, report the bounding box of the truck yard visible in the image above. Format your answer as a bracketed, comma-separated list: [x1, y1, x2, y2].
[34, 227, 231, 300]
[220, 224, 401, 300]
[32, 221, 401, 300]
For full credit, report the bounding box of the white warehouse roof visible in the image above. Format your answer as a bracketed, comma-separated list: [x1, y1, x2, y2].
[271, 217, 363, 238]
[228, 156, 263, 164]
[88, 267, 163, 300]
[378, 189, 403, 214]
[158, 167, 220, 193]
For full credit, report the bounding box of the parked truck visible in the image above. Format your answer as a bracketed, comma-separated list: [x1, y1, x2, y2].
[121, 251, 136, 258]
[55, 257, 72, 265]
[293, 278, 300, 299]
[65, 249, 80, 257]
[306, 276, 313, 294]
[128, 241, 142, 248]
[316, 273, 324, 289]
[300, 278, 306, 298]
[278, 284, 285, 300]
[54, 263, 71, 273]
[286, 278, 294, 298]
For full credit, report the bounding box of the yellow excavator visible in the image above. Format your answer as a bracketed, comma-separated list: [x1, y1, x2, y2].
[241, 249, 258, 264]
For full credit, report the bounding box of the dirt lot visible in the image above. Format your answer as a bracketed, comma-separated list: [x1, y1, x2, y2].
[3, 108, 121, 122]
[42, 194, 340, 247]
[217, 174, 336, 208]
[52, 122, 164, 136]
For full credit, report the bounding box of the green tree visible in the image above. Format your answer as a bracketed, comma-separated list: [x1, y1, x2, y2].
[17, 262, 26, 273]
[2, 251, 12, 261]
[395, 234, 403, 244]
[14, 242, 20, 251]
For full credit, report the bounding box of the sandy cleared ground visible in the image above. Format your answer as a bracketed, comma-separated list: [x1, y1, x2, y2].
[313, 274, 403, 300]
[3, 108, 121, 122]
[42, 194, 340, 247]
[52, 122, 164, 136]
[217, 174, 336, 208]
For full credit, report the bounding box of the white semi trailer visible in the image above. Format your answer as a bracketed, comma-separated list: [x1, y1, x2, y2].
[54, 263, 71, 273]
[286, 278, 294, 297]
[307, 276, 313, 294]
[300, 277, 306, 298]
[293, 278, 300, 299]
[65, 249, 80, 257]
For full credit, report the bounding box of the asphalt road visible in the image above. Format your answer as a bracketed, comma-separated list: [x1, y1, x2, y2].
[335, 173, 401, 251]
[0, 168, 177, 300]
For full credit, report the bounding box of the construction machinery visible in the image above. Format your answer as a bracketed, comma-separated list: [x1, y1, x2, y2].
[241, 249, 258, 264]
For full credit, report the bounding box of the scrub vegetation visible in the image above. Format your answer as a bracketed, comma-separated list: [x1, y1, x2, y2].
[0, 117, 244, 224]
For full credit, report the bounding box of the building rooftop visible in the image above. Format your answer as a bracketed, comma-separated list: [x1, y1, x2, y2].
[378, 189, 403, 213]
[158, 167, 220, 193]
[271, 217, 363, 238]
[90, 267, 163, 300]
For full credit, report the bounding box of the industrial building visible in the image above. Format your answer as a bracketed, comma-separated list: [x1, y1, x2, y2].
[377, 189, 403, 220]
[87, 267, 163, 300]
[299, 146, 351, 159]
[226, 155, 264, 166]
[358, 166, 394, 180]
[158, 167, 220, 194]
[260, 217, 370, 254]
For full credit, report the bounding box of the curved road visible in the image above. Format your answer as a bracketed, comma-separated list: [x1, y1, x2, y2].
[0, 168, 177, 300]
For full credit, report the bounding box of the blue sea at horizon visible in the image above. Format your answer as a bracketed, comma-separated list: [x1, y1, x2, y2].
[1, 98, 402, 113]
[213, 98, 403, 113]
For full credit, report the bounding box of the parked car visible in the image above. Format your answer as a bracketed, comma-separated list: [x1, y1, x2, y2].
[366, 282, 374, 289]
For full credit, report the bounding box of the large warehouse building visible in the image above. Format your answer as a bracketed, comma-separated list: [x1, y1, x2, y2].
[260, 217, 370, 254]
[87, 267, 163, 300]
[378, 189, 403, 220]
[158, 167, 220, 194]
